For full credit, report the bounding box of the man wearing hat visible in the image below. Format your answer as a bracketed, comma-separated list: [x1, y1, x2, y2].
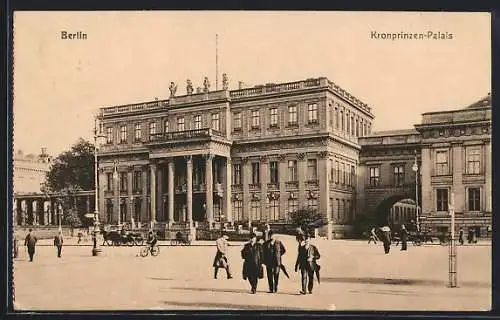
[263, 230, 287, 293]
[295, 233, 321, 295]
[24, 228, 38, 262]
[241, 233, 264, 294]
[213, 233, 232, 279]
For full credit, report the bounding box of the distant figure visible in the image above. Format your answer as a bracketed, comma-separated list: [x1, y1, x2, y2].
[263, 231, 286, 293]
[368, 228, 379, 244]
[213, 233, 232, 279]
[380, 226, 391, 254]
[295, 233, 320, 295]
[146, 230, 157, 250]
[241, 233, 264, 294]
[24, 229, 38, 262]
[400, 225, 408, 251]
[458, 228, 464, 245]
[54, 230, 64, 258]
[471, 228, 477, 244]
[13, 236, 19, 259]
[77, 230, 83, 244]
[467, 228, 473, 244]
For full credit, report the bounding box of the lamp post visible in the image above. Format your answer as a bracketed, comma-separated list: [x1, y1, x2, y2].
[92, 115, 106, 256]
[411, 152, 420, 232]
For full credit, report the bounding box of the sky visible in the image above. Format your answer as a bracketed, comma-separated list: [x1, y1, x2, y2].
[13, 11, 491, 157]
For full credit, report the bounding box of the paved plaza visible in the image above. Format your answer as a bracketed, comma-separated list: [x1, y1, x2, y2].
[13, 235, 491, 311]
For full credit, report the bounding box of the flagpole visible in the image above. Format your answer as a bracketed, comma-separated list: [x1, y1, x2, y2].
[216, 33, 219, 90]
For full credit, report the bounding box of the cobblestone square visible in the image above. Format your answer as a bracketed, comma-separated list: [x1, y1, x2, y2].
[13, 236, 491, 311]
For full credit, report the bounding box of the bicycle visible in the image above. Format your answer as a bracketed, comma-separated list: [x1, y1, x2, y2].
[140, 244, 160, 257]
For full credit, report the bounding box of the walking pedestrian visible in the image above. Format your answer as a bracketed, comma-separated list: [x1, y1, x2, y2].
[380, 226, 391, 254]
[400, 225, 408, 251]
[263, 224, 272, 242]
[24, 229, 38, 262]
[467, 227, 473, 244]
[241, 233, 264, 294]
[263, 230, 286, 293]
[471, 228, 477, 244]
[295, 233, 320, 295]
[54, 230, 64, 258]
[213, 233, 232, 279]
[368, 227, 379, 244]
[458, 228, 464, 245]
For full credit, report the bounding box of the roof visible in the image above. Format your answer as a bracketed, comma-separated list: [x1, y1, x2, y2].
[369, 129, 419, 137]
[463, 93, 491, 110]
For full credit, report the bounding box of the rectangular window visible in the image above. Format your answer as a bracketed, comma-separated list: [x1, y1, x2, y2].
[340, 110, 345, 132]
[232, 164, 241, 185]
[163, 119, 169, 133]
[232, 200, 243, 221]
[251, 162, 260, 185]
[133, 171, 142, 193]
[177, 117, 185, 131]
[336, 199, 341, 222]
[436, 188, 449, 211]
[435, 151, 449, 175]
[288, 160, 297, 182]
[134, 123, 141, 141]
[467, 149, 481, 174]
[355, 119, 359, 137]
[341, 199, 345, 223]
[369, 167, 380, 187]
[308, 103, 318, 123]
[107, 172, 113, 192]
[351, 165, 356, 188]
[211, 113, 220, 131]
[307, 159, 317, 180]
[335, 108, 339, 129]
[146, 170, 150, 193]
[468, 188, 481, 211]
[288, 105, 298, 125]
[346, 112, 350, 134]
[106, 127, 113, 144]
[193, 115, 201, 130]
[120, 125, 127, 143]
[250, 200, 261, 221]
[269, 161, 279, 184]
[351, 116, 355, 136]
[251, 110, 260, 128]
[120, 172, 127, 191]
[149, 122, 157, 137]
[393, 165, 404, 186]
[330, 159, 334, 181]
[233, 112, 242, 130]
[342, 163, 346, 185]
[335, 161, 339, 183]
[307, 198, 318, 210]
[270, 108, 278, 127]
[269, 199, 280, 221]
[287, 198, 298, 218]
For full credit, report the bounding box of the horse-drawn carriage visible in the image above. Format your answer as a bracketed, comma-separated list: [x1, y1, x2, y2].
[101, 228, 144, 247]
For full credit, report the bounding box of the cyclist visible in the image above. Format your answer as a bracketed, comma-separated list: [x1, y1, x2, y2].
[147, 230, 157, 250]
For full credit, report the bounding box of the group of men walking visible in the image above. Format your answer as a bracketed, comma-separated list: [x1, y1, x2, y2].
[213, 225, 321, 295]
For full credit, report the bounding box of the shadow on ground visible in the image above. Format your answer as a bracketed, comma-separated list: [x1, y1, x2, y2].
[170, 286, 300, 296]
[321, 277, 490, 288]
[162, 300, 312, 310]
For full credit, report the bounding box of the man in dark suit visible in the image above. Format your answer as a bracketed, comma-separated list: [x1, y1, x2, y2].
[54, 230, 64, 258]
[400, 225, 408, 251]
[263, 224, 271, 242]
[24, 229, 38, 262]
[241, 233, 264, 294]
[263, 230, 286, 293]
[295, 233, 320, 295]
[380, 226, 392, 254]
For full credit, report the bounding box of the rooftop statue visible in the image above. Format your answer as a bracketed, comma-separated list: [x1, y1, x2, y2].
[222, 73, 229, 90]
[169, 82, 177, 97]
[186, 79, 194, 95]
[203, 77, 210, 93]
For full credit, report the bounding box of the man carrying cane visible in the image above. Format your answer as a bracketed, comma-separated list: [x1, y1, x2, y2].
[213, 233, 232, 279]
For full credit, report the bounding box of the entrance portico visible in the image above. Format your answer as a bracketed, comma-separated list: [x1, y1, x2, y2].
[147, 128, 232, 232]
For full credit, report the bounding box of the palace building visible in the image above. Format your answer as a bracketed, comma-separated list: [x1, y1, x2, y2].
[96, 77, 374, 239]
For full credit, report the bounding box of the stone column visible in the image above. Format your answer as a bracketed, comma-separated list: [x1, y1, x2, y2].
[420, 146, 432, 217]
[205, 154, 214, 227]
[168, 159, 175, 226]
[298, 153, 307, 206]
[127, 169, 133, 223]
[141, 165, 148, 222]
[225, 157, 233, 222]
[156, 164, 163, 222]
[114, 171, 120, 224]
[186, 156, 193, 226]
[242, 158, 251, 225]
[451, 143, 464, 213]
[259, 156, 269, 221]
[278, 155, 287, 220]
[318, 152, 332, 239]
[150, 162, 157, 224]
[485, 141, 491, 212]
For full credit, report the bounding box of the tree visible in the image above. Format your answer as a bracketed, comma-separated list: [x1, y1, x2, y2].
[45, 138, 95, 192]
[289, 207, 327, 236]
[63, 209, 82, 229]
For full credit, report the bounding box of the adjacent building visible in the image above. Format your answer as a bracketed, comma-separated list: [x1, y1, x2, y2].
[13, 148, 51, 194]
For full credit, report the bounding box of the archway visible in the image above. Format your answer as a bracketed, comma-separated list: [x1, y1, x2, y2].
[373, 193, 418, 228]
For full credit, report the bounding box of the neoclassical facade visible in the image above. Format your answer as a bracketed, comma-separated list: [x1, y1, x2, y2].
[97, 77, 374, 238]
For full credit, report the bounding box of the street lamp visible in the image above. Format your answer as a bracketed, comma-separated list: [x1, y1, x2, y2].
[92, 115, 106, 256]
[411, 151, 420, 232]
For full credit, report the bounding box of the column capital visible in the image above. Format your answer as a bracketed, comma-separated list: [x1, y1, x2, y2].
[278, 154, 287, 162]
[241, 157, 249, 164]
[184, 155, 193, 163]
[318, 151, 329, 159]
[297, 153, 306, 160]
[259, 155, 267, 163]
[203, 153, 214, 161]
